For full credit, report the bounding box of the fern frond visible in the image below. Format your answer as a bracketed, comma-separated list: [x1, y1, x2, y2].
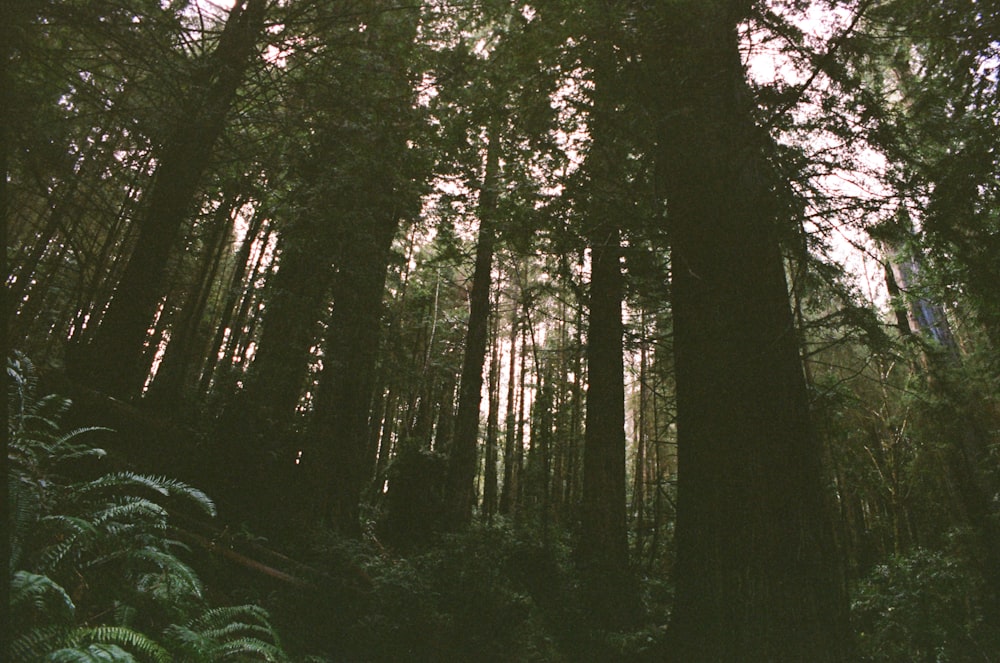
[75, 473, 170, 499]
[144, 476, 216, 517]
[36, 515, 98, 574]
[74, 473, 216, 517]
[27, 393, 74, 432]
[91, 498, 169, 530]
[217, 636, 286, 661]
[129, 547, 203, 602]
[10, 625, 68, 660]
[199, 621, 278, 643]
[12, 570, 76, 622]
[162, 623, 216, 659]
[47, 643, 138, 662]
[52, 428, 113, 453]
[66, 626, 170, 663]
[10, 475, 42, 570]
[187, 604, 272, 632]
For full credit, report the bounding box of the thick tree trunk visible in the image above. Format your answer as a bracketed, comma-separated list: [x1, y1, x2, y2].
[69, 0, 266, 398]
[578, 227, 631, 622]
[445, 133, 500, 527]
[575, 29, 633, 623]
[307, 210, 401, 536]
[656, 4, 851, 660]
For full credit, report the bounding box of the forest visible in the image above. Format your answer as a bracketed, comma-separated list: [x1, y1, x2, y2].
[4, 0, 999, 660]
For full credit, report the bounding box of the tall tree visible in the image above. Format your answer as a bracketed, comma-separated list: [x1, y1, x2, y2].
[444, 130, 500, 526]
[652, 2, 851, 659]
[68, 0, 268, 398]
[574, 25, 632, 623]
[302, 0, 428, 535]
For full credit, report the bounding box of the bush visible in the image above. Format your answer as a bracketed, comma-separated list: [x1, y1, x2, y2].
[851, 540, 999, 662]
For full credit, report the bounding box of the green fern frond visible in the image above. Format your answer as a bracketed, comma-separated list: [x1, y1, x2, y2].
[200, 621, 278, 643]
[52, 428, 113, 453]
[12, 570, 76, 623]
[187, 604, 272, 632]
[129, 547, 203, 601]
[66, 626, 170, 663]
[74, 473, 216, 517]
[25, 393, 74, 432]
[11, 625, 69, 660]
[47, 643, 138, 662]
[216, 636, 286, 661]
[36, 515, 98, 574]
[10, 475, 42, 570]
[91, 498, 169, 529]
[144, 476, 216, 517]
[162, 623, 216, 659]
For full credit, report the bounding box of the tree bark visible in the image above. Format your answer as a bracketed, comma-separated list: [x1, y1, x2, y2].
[307, 209, 401, 535]
[498, 300, 520, 516]
[655, 3, 851, 660]
[578, 226, 630, 619]
[445, 132, 500, 527]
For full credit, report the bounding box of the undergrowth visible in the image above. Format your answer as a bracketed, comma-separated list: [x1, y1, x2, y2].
[8, 352, 291, 662]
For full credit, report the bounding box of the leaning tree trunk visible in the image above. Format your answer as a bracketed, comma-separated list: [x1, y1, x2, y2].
[655, 3, 851, 661]
[444, 131, 500, 527]
[69, 0, 267, 399]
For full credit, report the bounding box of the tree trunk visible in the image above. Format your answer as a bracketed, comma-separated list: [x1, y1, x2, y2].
[498, 300, 520, 516]
[445, 132, 500, 527]
[69, 0, 266, 398]
[578, 226, 630, 621]
[482, 289, 502, 522]
[307, 210, 401, 535]
[145, 190, 241, 409]
[655, 3, 851, 660]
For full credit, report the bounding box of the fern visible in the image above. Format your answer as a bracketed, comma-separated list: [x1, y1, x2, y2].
[187, 604, 274, 633]
[73, 473, 216, 518]
[47, 643, 138, 662]
[164, 605, 288, 663]
[10, 474, 42, 570]
[12, 570, 76, 623]
[8, 353, 291, 663]
[65, 626, 170, 663]
[217, 636, 286, 661]
[11, 625, 70, 661]
[129, 546, 204, 604]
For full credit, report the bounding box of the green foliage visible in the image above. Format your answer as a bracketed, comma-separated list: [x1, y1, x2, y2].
[851, 539, 1000, 662]
[288, 520, 669, 662]
[8, 353, 292, 662]
[163, 605, 286, 663]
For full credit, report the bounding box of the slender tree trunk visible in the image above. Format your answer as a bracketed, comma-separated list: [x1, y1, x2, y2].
[514, 318, 529, 510]
[69, 0, 266, 398]
[445, 132, 500, 526]
[498, 298, 520, 515]
[482, 289, 502, 522]
[145, 190, 241, 408]
[655, 3, 851, 660]
[197, 211, 267, 395]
